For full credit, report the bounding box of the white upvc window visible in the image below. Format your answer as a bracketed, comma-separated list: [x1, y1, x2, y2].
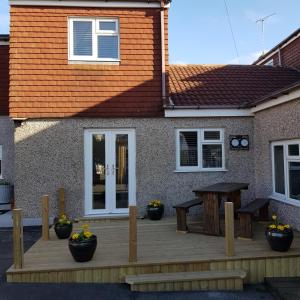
[176, 129, 225, 172]
[68, 18, 120, 62]
[0, 145, 2, 179]
[272, 140, 300, 206]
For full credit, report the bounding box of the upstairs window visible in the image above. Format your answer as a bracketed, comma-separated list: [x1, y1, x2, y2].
[69, 18, 120, 62]
[176, 129, 225, 172]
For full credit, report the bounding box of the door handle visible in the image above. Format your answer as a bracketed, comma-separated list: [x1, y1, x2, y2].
[112, 164, 115, 175]
[106, 164, 110, 176]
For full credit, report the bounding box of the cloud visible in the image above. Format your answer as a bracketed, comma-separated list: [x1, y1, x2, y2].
[228, 51, 262, 65]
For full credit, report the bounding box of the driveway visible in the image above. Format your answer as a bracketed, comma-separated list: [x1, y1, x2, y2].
[0, 227, 274, 300]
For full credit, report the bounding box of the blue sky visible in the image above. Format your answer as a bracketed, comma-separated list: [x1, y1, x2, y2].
[0, 0, 299, 64]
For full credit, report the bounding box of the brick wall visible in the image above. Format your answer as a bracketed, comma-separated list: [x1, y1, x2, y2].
[259, 36, 300, 70]
[10, 6, 169, 118]
[0, 45, 9, 115]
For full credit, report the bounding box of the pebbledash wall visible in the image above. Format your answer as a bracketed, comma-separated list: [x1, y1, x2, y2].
[254, 98, 300, 230]
[0, 117, 14, 183]
[14, 117, 254, 218]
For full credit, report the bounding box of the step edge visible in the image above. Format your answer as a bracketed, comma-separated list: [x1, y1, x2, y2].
[125, 270, 247, 284]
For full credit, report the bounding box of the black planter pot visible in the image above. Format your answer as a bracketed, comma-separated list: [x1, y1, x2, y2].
[265, 229, 294, 252]
[147, 206, 164, 220]
[54, 223, 73, 239]
[68, 235, 97, 262]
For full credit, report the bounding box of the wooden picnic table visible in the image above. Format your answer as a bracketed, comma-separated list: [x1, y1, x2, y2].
[193, 182, 249, 236]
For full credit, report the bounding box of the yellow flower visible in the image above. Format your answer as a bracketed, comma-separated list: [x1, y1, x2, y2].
[82, 224, 89, 231]
[277, 225, 285, 231]
[61, 214, 67, 219]
[284, 224, 290, 229]
[84, 231, 93, 238]
[272, 214, 277, 221]
[269, 224, 276, 229]
[72, 233, 80, 240]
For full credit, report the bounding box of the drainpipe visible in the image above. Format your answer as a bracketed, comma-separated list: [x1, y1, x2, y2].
[278, 48, 282, 66]
[160, 0, 166, 100]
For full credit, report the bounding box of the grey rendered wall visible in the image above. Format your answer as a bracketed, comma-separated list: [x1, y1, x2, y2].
[15, 117, 254, 218]
[0, 117, 14, 183]
[254, 98, 300, 229]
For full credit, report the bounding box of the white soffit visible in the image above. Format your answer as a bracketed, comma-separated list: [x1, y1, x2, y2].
[251, 88, 300, 113]
[164, 109, 254, 118]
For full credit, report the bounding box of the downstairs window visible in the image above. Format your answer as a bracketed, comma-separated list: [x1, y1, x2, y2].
[176, 129, 225, 172]
[272, 140, 300, 204]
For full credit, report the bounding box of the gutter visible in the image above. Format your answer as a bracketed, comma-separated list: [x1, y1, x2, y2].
[160, 0, 166, 100]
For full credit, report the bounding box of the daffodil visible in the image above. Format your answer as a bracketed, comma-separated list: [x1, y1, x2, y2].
[82, 224, 89, 231]
[84, 231, 93, 238]
[277, 225, 285, 231]
[269, 224, 276, 229]
[272, 214, 277, 221]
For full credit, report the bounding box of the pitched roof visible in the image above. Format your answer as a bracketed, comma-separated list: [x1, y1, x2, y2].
[167, 64, 300, 108]
[253, 28, 300, 65]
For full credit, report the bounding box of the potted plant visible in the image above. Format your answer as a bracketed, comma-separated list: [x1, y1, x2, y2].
[265, 214, 294, 252]
[54, 214, 73, 239]
[69, 224, 97, 262]
[147, 200, 164, 220]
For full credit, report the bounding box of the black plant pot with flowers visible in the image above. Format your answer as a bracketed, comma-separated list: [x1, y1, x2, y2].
[265, 228, 294, 252]
[147, 200, 164, 220]
[265, 214, 294, 252]
[69, 235, 97, 262]
[54, 222, 73, 239]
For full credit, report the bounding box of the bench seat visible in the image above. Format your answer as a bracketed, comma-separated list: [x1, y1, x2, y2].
[173, 198, 203, 232]
[238, 198, 270, 239]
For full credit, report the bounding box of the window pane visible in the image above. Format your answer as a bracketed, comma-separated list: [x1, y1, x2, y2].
[288, 144, 299, 156]
[99, 21, 116, 31]
[204, 131, 220, 140]
[73, 21, 93, 56]
[289, 162, 300, 200]
[98, 35, 119, 59]
[202, 144, 222, 168]
[115, 134, 129, 209]
[93, 134, 106, 210]
[274, 145, 285, 194]
[179, 131, 198, 167]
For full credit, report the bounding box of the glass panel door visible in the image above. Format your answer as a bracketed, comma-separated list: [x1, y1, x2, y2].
[85, 129, 135, 215]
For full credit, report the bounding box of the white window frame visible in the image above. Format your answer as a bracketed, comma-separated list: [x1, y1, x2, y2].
[0, 145, 2, 179]
[271, 139, 300, 207]
[68, 17, 120, 62]
[175, 129, 225, 172]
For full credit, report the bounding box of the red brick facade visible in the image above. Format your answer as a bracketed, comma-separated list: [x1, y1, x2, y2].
[0, 45, 9, 115]
[9, 6, 169, 118]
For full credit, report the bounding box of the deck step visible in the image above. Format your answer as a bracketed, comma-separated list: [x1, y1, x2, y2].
[125, 270, 247, 292]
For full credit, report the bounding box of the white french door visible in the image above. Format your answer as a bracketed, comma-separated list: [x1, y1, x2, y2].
[84, 129, 136, 215]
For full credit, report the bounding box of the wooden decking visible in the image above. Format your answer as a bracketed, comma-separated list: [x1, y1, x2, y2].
[6, 217, 300, 284]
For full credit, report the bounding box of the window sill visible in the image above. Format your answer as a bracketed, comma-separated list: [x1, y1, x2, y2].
[174, 168, 228, 173]
[68, 60, 120, 65]
[270, 193, 300, 208]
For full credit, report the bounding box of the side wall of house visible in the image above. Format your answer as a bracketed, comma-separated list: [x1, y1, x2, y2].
[14, 117, 254, 218]
[254, 98, 300, 229]
[257, 36, 300, 69]
[0, 43, 14, 184]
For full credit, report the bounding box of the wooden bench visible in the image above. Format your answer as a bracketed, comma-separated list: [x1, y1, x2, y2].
[238, 198, 270, 239]
[173, 198, 203, 232]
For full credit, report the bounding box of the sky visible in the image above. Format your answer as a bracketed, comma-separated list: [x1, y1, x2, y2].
[0, 0, 299, 64]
